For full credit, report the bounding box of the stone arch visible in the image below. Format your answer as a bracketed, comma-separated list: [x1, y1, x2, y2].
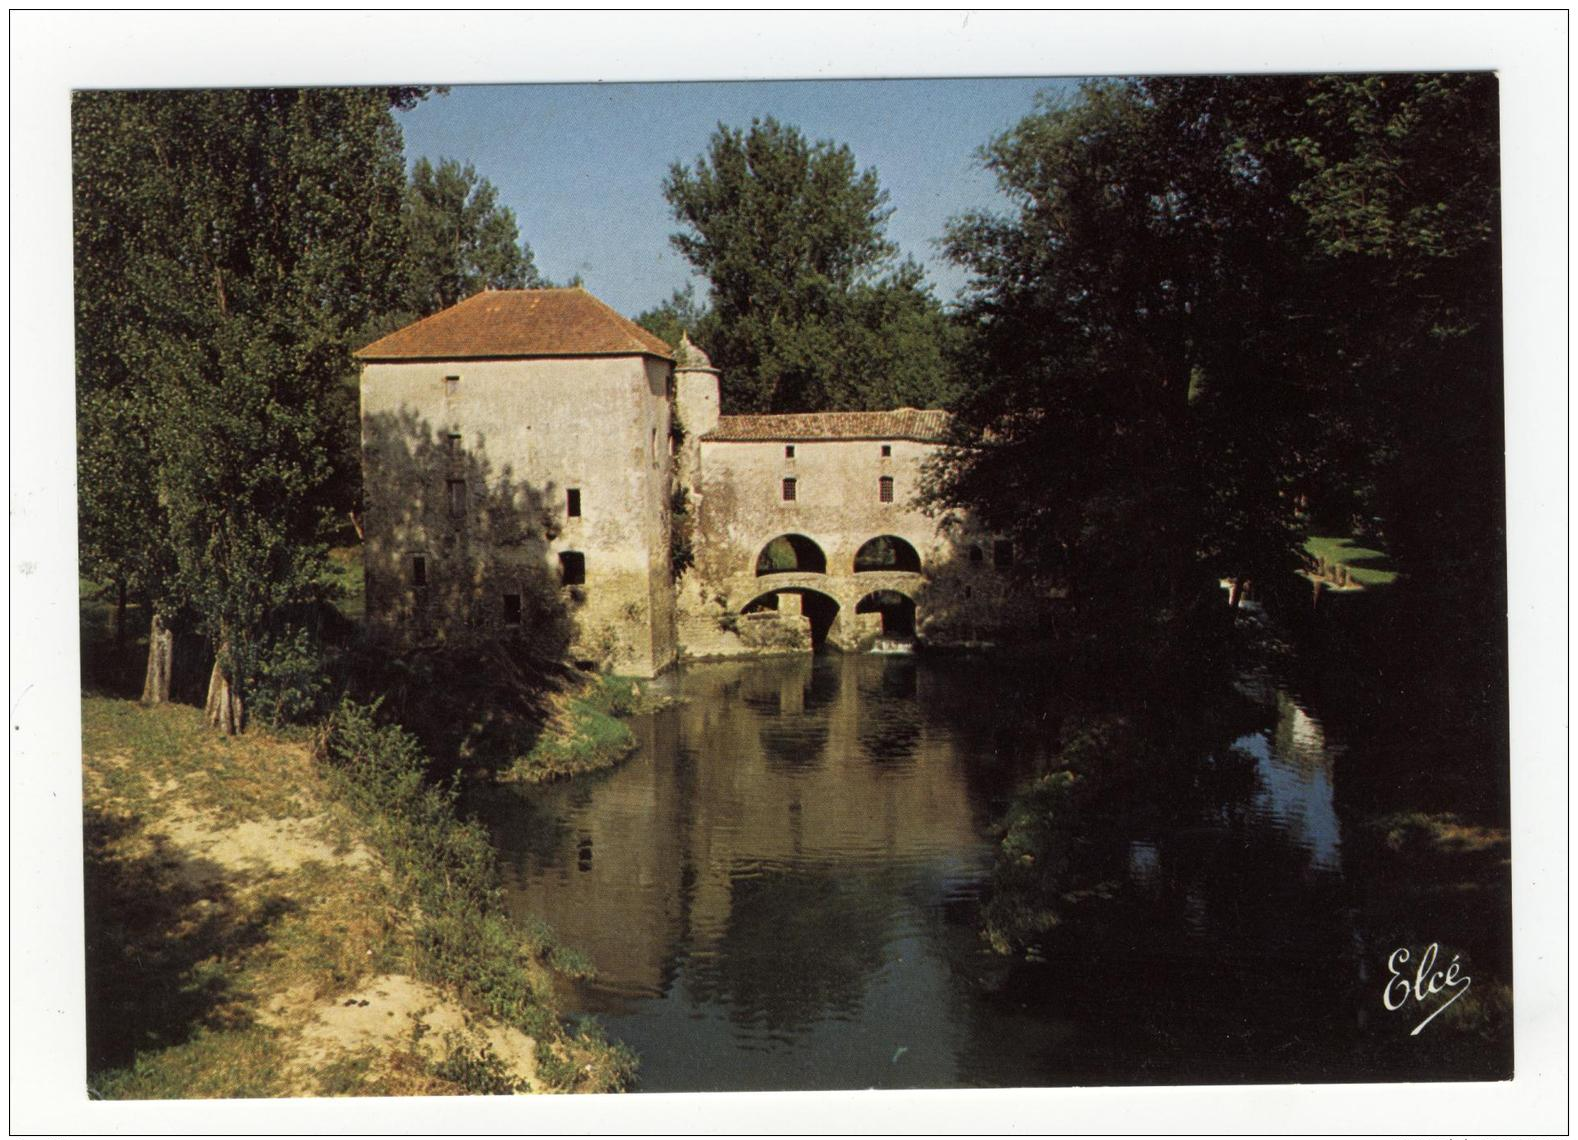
[742, 586, 842, 648]
[853, 535, 922, 575]
[755, 533, 828, 576]
[855, 588, 917, 638]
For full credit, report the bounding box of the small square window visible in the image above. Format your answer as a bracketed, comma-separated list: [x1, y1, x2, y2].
[566, 488, 581, 518]
[412, 555, 427, 587]
[993, 540, 1014, 569]
[881, 444, 892, 458]
[447, 479, 466, 517]
[446, 432, 462, 453]
[969, 544, 984, 564]
[785, 445, 796, 459]
[444, 375, 460, 397]
[559, 551, 586, 587]
[503, 593, 522, 625]
[782, 477, 797, 502]
[879, 475, 894, 503]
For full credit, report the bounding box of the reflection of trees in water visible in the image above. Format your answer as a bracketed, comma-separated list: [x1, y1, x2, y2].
[682, 864, 894, 1033]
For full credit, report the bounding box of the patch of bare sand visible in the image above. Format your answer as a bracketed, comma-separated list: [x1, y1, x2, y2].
[267, 974, 539, 1094]
[160, 811, 373, 888]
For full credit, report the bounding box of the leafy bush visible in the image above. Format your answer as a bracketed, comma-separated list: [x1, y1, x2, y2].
[248, 626, 330, 728]
[431, 1031, 521, 1095]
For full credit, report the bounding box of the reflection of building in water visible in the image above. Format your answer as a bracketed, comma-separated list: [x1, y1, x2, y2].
[503, 657, 985, 1014]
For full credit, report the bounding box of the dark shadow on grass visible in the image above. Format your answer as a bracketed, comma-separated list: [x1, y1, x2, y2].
[83, 806, 297, 1077]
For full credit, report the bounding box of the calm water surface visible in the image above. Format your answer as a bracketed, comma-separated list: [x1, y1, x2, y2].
[463, 649, 1485, 1091]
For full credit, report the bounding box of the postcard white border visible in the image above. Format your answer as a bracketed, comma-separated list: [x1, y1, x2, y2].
[10, 10, 1567, 1135]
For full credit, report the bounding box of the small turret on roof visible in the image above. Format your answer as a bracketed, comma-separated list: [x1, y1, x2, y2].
[676, 331, 718, 373]
[355, 287, 674, 362]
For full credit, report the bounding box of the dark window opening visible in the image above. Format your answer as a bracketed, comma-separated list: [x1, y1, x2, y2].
[412, 556, 427, 587]
[969, 544, 984, 564]
[447, 479, 466, 517]
[994, 540, 1014, 569]
[879, 475, 894, 503]
[785, 445, 796, 459]
[965, 585, 974, 599]
[446, 432, 462, 453]
[566, 488, 581, 518]
[444, 375, 459, 396]
[782, 477, 797, 502]
[503, 593, 522, 625]
[880, 444, 892, 457]
[560, 551, 586, 587]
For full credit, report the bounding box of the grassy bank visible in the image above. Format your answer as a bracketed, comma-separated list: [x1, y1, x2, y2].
[83, 695, 635, 1099]
[501, 675, 643, 783]
[1303, 533, 1398, 587]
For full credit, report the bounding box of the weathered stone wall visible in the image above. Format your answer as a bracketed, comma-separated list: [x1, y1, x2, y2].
[678, 434, 1032, 654]
[360, 354, 676, 676]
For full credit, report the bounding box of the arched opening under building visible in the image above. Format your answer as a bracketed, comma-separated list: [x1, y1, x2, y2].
[755, 534, 828, 576]
[742, 588, 842, 649]
[853, 535, 922, 575]
[855, 589, 917, 639]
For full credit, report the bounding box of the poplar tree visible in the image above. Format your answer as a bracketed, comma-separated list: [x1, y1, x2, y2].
[73, 87, 417, 729]
[663, 117, 959, 413]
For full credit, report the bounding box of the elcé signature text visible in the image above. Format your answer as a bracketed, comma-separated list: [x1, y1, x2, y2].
[1383, 942, 1471, 1035]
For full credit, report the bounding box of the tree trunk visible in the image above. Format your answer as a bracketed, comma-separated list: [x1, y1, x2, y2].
[349, 509, 364, 542]
[114, 581, 128, 648]
[141, 611, 174, 704]
[204, 651, 244, 735]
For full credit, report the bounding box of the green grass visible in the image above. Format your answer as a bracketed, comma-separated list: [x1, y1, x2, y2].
[1303, 534, 1399, 587]
[324, 545, 365, 623]
[503, 675, 641, 783]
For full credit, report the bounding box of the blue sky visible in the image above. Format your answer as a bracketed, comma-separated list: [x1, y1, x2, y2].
[396, 78, 1080, 318]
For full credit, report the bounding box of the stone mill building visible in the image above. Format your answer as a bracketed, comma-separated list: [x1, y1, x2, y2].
[356, 287, 1026, 677]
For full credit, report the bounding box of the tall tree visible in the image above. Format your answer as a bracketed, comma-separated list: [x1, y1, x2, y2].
[932, 76, 1501, 641]
[664, 117, 958, 412]
[73, 87, 417, 729]
[398, 156, 545, 319]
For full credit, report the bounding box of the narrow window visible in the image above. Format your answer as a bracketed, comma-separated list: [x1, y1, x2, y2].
[782, 477, 797, 502]
[503, 593, 522, 625]
[994, 540, 1014, 569]
[566, 488, 582, 518]
[880, 444, 892, 458]
[445, 432, 462, 453]
[444, 375, 459, 397]
[965, 585, 973, 599]
[969, 544, 984, 565]
[879, 475, 894, 503]
[447, 479, 466, 517]
[785, 445, 796, 459]
[559, 551, 586, 586]
[412, 555, 427, 587]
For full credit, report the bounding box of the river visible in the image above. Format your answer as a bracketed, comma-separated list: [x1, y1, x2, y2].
[463, 629, 1511, 1091]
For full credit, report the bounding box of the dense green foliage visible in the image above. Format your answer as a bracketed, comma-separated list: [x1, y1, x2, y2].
[933, 75, 1501, 640]
[396, 156, 546, 321]
[663, 117, 960, 413]
[74, 87, 421, 726]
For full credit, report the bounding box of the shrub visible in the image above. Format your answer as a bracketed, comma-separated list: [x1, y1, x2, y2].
[248, 626, 330, 728]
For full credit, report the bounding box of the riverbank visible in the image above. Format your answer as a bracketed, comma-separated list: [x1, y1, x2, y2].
[82, 694, 635, 1098]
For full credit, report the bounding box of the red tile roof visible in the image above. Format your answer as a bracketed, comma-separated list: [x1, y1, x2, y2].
[703, 408, 951, 443]
[355, 288, 674, 362]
